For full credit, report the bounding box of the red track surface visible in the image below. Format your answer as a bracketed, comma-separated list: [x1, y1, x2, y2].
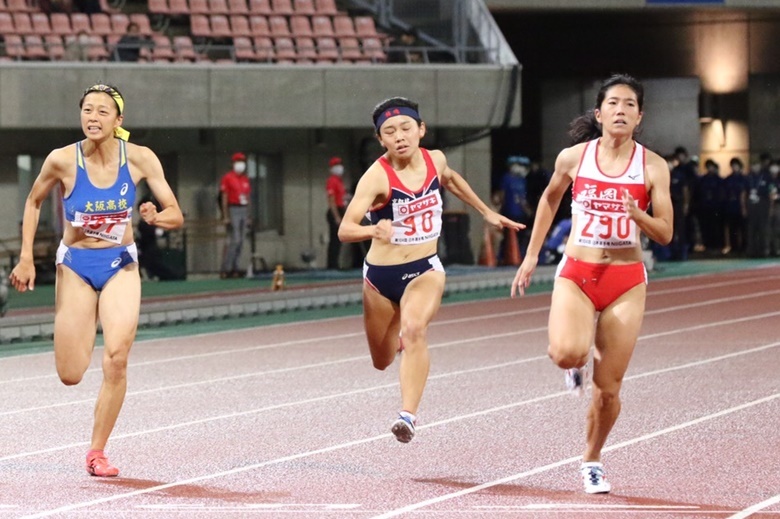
[1, 266, 779, 518]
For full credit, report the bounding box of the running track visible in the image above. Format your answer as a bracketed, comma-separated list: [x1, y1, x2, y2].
[0, 265, 779, 518]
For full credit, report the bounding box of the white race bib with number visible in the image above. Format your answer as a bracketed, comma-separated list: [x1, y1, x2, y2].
[390, 192, 443, 245]
[72, 209, 132, 244]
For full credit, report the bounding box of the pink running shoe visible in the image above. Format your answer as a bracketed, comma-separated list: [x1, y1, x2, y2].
[86, 450, 119, 477]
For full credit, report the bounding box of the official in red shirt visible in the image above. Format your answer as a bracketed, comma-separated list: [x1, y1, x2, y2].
[220, 152, 251, 278]
[326, 156, 346, 269]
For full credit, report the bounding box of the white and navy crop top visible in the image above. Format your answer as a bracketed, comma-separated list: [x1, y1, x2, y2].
[367, 148, 444, 245]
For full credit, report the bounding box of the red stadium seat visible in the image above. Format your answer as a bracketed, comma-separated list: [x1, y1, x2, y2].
[208, 0, 229, 14]
[273, 36, 295, 61]
[209, 14, 230, 37]
[270, 0, 292, 15]
[289, 15, 311, 37]
[167, 0, 189, 14]
[338, 36, 361, 62]
[354, 16, 381, 38]
[315, 36, 337, 62]
[173, 35, 198, 60]
[314, 0, 336, 15]
[86, 35, 109, 60]
[227, 0, 247, 15]
[361, 36, 386, 62]
[129, 14, 153, 36]
[110, 13, 129, 34]
[3, 34, 24, 59]
[190, 14, 210, 36]
[311, 15, 332, 37]
[332, 15, 354, 37]
[248, 14, 268, 36]
[232, 35, 255, 60]
[45, 34, 64, 60]
[293, 0, 313, 16]
[147, 0, 169, 15]
[24, 34, 48, 59]
[295, 36, 315, 61]
[31, 13, 52, 35]
[12, 13, 33, 35]
[252, 35, 273, 61]
[90, 13, 112, 36]
[268, 14, 288, 36]
[229, 14, 250, 37]
[70, 13, 91, 35]
[0, 13, 13, 34]
[151, 33, 175, 61]
[248, 0, 270, 14]
[6, 0, 34, 12]
[188, 0, 209, 14]
[50, 13, 72, 35]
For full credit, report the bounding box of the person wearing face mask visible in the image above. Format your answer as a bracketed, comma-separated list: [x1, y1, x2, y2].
[326, 156, 346, 269]
[219, 152, 251, 278]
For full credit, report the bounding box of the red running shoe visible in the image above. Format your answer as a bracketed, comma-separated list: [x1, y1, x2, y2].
[86, 450, 119, 477]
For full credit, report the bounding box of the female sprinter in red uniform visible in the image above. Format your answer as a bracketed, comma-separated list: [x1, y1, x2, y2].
[511, 74, 673, 493]
[339, 97, 523, 443]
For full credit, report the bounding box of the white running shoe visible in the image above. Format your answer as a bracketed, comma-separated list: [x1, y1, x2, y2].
[390, 413, 416, 443]
[580, 462, 611, 494]
[565, 367, 587, 396]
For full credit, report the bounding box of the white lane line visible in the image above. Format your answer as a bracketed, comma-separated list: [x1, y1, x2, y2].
[370, 393, 780, 519]
[479, 504, 701, 510]
[0, 327, 547, 418]
[726, 494, 780, 519]
[17, 343, 780, 518]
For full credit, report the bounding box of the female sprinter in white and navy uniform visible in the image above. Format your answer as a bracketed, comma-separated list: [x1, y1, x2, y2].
[9, 84, 183, 477]
[511, 74, 673, 494]
[339, 97, 523, 443]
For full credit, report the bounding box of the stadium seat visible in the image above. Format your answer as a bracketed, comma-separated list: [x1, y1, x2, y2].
[189, 14, 210, 36]
[314, 35, 337, 62]
[332, 15, 354, 37]
[232, 35, 255, 60]
[90, 13, 112, 36]
[44, 34, 64, 60]
[12, 13, 33, 35]
[361, 36, 386, 62]
[273, 36, 295, 62]
[0, 0, 7, 11]
[173, 34, 198, 60]
[270, 0, 292, 15]
[24, 34, 48, 59]
[129, 14, 153, 35]
[354, 16, 382, 39]
[188, 0, 209, 14]
[208, 0, 229, 14]
[6, 0, 34, 12]
[86, 35, 109, 60]
[3, 34, 23, 59]
[70, 13, 91, 34]
[167, 0, 189, 14]
[293, 0, 313, 16]
[252, 35, 272, 61]
[248, 0, 270, 14]
[248, 14, 268, 36]
[338, 36, 361, 61]
[0, 13, 12, 33]
[50, 13, 72, 35]
[314, 0, 336, 15]
[310, 14, 333, 37]
[295, 36, 315, 61]
[147, 0, 169, 15]
[110, 13, 129, 33]
[229, 14, 250, 37]
[151, 33, 175, 61]
[227, 0, 247, 15]
[268, 14, 288, 36]
[209, 14, 230, 37]
[289, 15, 311, 37]
[31, 13, 52, 35]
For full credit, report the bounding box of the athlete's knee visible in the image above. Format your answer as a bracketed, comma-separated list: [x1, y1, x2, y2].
[399, 320, 427, 349]
[57, 367, 85, 386]
[547, 343, 588, 369]
[592, 384, 621, 409]
[102, 348, 130, 381]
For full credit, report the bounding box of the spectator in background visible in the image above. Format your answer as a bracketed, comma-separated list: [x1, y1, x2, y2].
[73, 0, 100, 14]
[722, 157, 747, 255]
[526, 159, 551, 217]
[63, 30, 90, 62]
[696, 159, 724, 254]
[113, 22, 144, 62]
[388, 29, 424, 64]
[326, 156, 346, 269]
[498, 155, 532, 261]
[668, 153, 689, 260]
[219, 152, 251, 278]
[745, 153, 773, 258]
[768, 161, 780, 256]
[674, 146, 702, 254]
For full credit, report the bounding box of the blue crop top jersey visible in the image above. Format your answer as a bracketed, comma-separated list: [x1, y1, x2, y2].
[367, 148, 444, 245]
[63, 140, 136, 245]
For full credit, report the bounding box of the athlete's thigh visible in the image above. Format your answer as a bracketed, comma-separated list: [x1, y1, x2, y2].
[399, 271, 445, 329]
[548, 278, 596, 354]
[54, 265, 99, 370]
[593, 283, 646, 388]
[362, 282, 401, 359]
[98, 265, 141, 356]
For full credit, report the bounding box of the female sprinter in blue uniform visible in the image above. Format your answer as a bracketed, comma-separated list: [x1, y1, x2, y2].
[339, 97, 523, 443]
[9, 84, 184, 477]
[511, 74, 673, 494]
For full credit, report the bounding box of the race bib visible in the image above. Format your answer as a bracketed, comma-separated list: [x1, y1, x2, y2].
[72, 209, 132, 244]
[573, 212, 638, 248]
[390, 192, 443, 245]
